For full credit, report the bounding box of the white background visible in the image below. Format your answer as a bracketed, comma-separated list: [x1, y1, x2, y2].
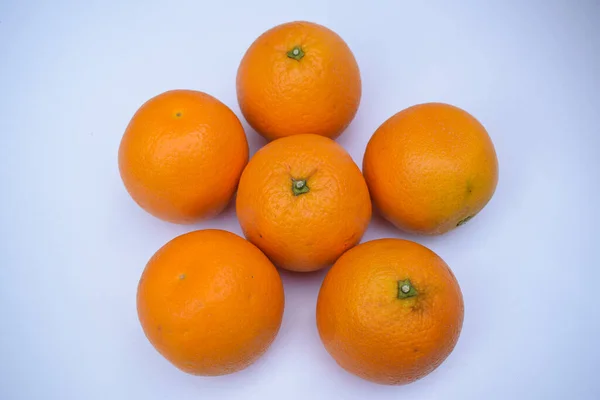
[1, 0, 599, 399]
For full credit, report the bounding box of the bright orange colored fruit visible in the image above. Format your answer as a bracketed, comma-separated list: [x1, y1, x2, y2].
[363, 103, 498, 235]
[119, 90, 248, 224]
[236, 21, 361, 140]
[236, 134, 371, 272]
[317, 238, 464, 385]
[137, 229, 284, 376]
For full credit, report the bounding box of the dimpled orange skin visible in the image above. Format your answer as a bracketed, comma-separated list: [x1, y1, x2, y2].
[236, 134, 371, 272]
[118, 90, 248, 224]
[137, 229, 284, 376]
[236, 21, 361, 140]
[316, 239, 464, 385]
[363, 103, 499, 235]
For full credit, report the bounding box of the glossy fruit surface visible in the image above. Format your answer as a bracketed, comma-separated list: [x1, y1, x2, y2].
[363, 103, 498, 234]
[236, 134, 371, 272]
[119, 90, 248, 223]
[137, 229, 284, 375]
[317, 238, 464, 385]
[237, 21, 361, 140]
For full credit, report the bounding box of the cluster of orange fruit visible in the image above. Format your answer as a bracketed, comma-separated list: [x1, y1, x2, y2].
[119, 21, 498, 385]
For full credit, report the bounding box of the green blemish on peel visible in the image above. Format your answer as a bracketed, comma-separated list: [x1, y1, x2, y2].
[466, 181, 473, 194]
[457, 215, 475, 226]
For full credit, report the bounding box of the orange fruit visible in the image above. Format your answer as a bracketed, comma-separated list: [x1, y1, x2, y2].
[236, 21, 361, 140]
[118, 90, 248, 224]
[316, 238, 464, 385]
[363, 102, 498, 235]
[137, 229, 284, 376]
[236, 134, 371, 272]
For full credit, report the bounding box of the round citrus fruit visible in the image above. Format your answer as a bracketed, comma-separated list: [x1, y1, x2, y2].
[316, 238, 464, 385]
[236, 21, 361, 140]
[119, 90, 248, 224]
[236, 134, 371, 272]
[363, 102, 498, 235]
[137, 229, 284, 376]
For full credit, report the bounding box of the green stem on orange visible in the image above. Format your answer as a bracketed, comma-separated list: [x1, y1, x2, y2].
[397, 279, 418, 299]
[292, 179, 309, 196]
[287, 46, 305, 61]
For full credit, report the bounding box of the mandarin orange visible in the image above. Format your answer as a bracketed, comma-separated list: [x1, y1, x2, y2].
[237, 21, 361, 140]
[119, 90, 248, 223]
[137, 229, 284, 375]
[317, 238, 464, 385]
